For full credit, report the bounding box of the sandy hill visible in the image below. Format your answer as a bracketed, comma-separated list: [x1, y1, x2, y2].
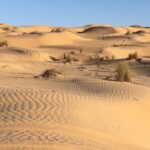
[77, 26, 117, 39]
[0, 24, 150, 150]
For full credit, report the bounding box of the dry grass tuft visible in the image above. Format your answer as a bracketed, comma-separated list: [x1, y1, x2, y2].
[29, 31, 42, 35]
[34, 69, 62, 79]
[128, 52, 138, 60]
[0, 41, 8, 47]
[63, 53, 78, 63]
[2, 27, 9, 31]
[115, 62, 131, 82]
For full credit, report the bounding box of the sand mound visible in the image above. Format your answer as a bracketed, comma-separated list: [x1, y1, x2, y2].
[39, 31, 90, 46]
[34, 69, 62, 79]
[0, 41, 8, 47]
[78, 26, 117, 39]
[16, 26, 53, 33]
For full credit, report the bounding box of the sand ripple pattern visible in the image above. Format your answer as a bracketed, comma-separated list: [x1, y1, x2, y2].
[58, 79, 149, 100]
[0, 79, 149, 150]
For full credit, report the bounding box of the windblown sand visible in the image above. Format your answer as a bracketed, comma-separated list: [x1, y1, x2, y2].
[0, 24, 150, 150]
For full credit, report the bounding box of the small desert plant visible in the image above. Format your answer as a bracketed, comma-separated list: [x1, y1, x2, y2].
[115, 62, 131, 82]
[112, 55, 115, 60]
[79, 48, 83, 54]
[63, 53, 72, 63]
[13, 27, 18, 29]
[105, 55, 110, 60]
[0, 41, 8, 47]
[113, 44, 119, 47]
[125, 31, 131, 35]
[133, 30, 145, 34]
[2, 27, 9, 31]
[95, 50, 100, 68]
[94, 50, 102, 76]
[70, 51, 75, 55]
[29, 31, 42, 35]
[99, 48, 104, 54]
[34, 69, 61, 79]
[50, 56, 60, 61]
[63, 53, 67, 60]
[128, 52, 138, 60]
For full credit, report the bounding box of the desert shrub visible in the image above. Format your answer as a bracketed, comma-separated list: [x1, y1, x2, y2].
[112, 55, 115, 60]
[29, 31, 42, 35]
[79, 48, 83, 54]
[98, 48, 104, 54]
[133, 30, 145, 34]
[63, 53, 72, 63]
[42, 69, 61, 78]
[72, 57, 79, 62]
[105, 55, 110, 60]
[0, 41, 8, 47]
[51, 27, 66, 33]
[94, 50, 103, 77]
[94, 50, 101, 70]
[113, 44, 119, 47]
[13, 27, 18, 29]
[2, 27, 9, 31]
[63, 53, 67, 60]
[115, 62, 131, 82]
[128, 52, 138, 60]
[125, 31, 131, 35]
[70, 51, 75, 55]
[34, 69, 61, 79]
[50, 56, 60, 61]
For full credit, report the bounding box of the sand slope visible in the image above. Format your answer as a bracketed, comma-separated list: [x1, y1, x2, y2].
[0, 24, 150, 150]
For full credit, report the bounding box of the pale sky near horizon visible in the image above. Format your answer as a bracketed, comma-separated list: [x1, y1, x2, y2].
[0, 0, 149, 27]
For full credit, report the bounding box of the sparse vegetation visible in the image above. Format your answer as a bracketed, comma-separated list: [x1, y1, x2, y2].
[70, 51, 75, 55]
[79, 48, 83, 54]
[113, 44, 119, 47]
[2, 27, 9, 31]
[29, 31, 42, 35]
[113, 40, 127, 47]
[112, 55, 115, 60]
[94, 50, 101, 76]
[50, 56, 60, 61]
[128, 52, 138, 60]
[105, 55, 110, 60]
[125, 31, 131, 35]
[94, 48, 105, 76]
[95, 50, 100, 68]
[63, 53, 74, 63]
[0, 41, 8, 47]
[51, 27, 66, 33]
[133, 30, 145, 34]
[34, 69, 61, 79]
[115, 62, 131, 82]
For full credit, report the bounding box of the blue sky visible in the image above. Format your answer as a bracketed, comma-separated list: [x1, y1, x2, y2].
[0, 0, 149, 27]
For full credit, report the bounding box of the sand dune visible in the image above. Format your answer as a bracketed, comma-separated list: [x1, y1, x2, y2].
[0, 24, 150, 150]
[77, 26, 117, 39]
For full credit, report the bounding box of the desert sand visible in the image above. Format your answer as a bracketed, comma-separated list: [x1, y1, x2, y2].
[0, 23, 150, 150]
